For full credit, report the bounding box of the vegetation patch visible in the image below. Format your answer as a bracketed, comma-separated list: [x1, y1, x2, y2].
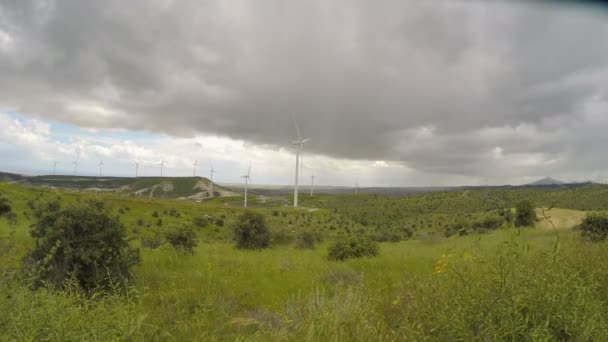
[24, 198, 139, 292]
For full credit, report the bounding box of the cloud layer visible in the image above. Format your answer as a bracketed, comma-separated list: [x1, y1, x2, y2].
[2, 0, 608, 184]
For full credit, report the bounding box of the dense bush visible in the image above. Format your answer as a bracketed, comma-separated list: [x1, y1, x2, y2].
[295, 230, 316, 249]
[140, 233, 163, 249]
[327, 237, 379, 261]
[25, 199, 139, 292]
[234, 211, 270, 249]
[579, 212, 608, 242]
[192, 215, 210, 228]
[515, 200, 536, 227]
[0, 195, 11, 216]
[165, 225, 199, 252]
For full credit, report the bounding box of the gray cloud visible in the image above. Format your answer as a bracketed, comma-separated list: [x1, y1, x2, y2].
[2, 0, 608, 180]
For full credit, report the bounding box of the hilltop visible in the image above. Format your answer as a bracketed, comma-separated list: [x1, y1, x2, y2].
[0, 172, 237, 201]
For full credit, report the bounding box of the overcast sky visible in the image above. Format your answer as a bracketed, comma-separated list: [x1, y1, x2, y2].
[1, 0, 608, 186]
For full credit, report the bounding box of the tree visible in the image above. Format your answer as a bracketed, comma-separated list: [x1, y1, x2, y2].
[25, 199, 139, 292]
[515, 200, 536, 227]
[234, 211, 270, 249]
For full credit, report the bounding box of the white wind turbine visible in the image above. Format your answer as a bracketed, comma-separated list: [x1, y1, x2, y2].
[241, 162, 252, 208]
[310, 173, 315, 196]
[134, 160, 140, 178]
[291, 115, 310, 208]
[209, 162, 217, 198]
[52, 161, 60, 176]
[193, 160, 199, 177]
[72, 158, 79, 175]
[98, 160, 104, 177]
[157, 160, 166, 177]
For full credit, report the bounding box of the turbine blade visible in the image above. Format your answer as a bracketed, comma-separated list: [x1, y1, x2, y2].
[292, 114, 302, 140]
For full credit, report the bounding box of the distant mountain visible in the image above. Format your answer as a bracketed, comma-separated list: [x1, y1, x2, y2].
[0, 174, 238, 201]
[528, 177, 566, 186]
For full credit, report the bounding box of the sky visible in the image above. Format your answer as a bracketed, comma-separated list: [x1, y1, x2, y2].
[1, 0, 608, 186]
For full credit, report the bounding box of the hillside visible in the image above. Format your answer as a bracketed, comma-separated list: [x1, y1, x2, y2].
[0, 174, 237, 201]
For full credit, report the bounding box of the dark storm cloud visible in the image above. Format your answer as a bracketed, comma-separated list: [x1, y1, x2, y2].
[2, 0, 608, 177]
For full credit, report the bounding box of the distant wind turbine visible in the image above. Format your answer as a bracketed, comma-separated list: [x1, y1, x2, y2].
[98, 160, 104, 177]
[157, 160, 166, 177]
[310, 174, 315, 196]
[242, 162, 251, 208]
[291, 115, 310, 208]
[134, 160, 140, 178]
[52, 161, 60, 176]
[72, 158, 79, 175]
[209, 162, 217, 198]
[193, 160, 198, 177]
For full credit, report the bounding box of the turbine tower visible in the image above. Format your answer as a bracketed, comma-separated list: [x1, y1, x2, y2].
[134, 160, 140, 178]
[241, 162, 251, 208]
[98, 160, 104, 177]
[193, 160, 199, 177]
[291, 115, 310, 208]
[72, 158, 79, 175]
[157, 160, 166, 177]
[310, 174, 315, 196]
[209, 162, 217, 198]
[52, 161, 60, 176]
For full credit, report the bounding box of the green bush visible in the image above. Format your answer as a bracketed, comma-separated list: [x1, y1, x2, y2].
[0, 195, 11, 216]
[140, 233, 163, 249]
[515, 200, 536, 227]
[25, 199, 139, 292]
[295, 230, 316, 249]
[165, 225, 199, 252]
[193, 215, 210, 228]
[327, 237, 379, 261]
[234, 211, 270, 250]
[580, 212, 608, 242]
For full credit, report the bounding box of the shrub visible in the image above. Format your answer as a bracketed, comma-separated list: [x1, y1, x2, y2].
[0, 195, 11, 216]
[152, 210, 159, 218]
[215, 218, 225, 227]
[373, 229, 401, 242]
[327, 237, 379, 261]
[515, 200, 536, 227]
[140, 234, 163, 249]
[165, 225, 199, 252]
[295, 230, 316, 249]
[580, 212, 608, 242]
[234, 211, 270, 250]
[25, 199, 139, 292]
[193, 215, 210, 228]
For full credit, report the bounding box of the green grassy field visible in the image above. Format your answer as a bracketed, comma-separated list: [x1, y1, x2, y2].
[2, 183, 608, 340]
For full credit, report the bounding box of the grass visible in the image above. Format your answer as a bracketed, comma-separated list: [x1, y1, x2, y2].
[2, 182, 608, 340]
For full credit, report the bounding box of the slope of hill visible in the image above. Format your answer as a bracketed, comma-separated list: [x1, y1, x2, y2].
[529, 177, 565, 186]
[0, 174, 237, 201]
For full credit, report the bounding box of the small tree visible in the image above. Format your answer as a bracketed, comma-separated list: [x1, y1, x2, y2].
[165, 225, 199, 252]
[580, 212, 608, 242]
[25, 199, 139, 292]
[234, 211, 270, 249]
[515, 200, 536, 227]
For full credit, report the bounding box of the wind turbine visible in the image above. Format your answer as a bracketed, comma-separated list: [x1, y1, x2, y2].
[52, 161, 60, 176]
[310, 173, 315, 196]
[98, 160, 104, 177]
[157, 160, 166, 177]
[193, 160, 199, 177]
[291, 115, 310, 208]
[72, 158, 79, 175]
[134, 160, 140, 178]
[241, 162, 251, 208]
[209, 162, 217, 198]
